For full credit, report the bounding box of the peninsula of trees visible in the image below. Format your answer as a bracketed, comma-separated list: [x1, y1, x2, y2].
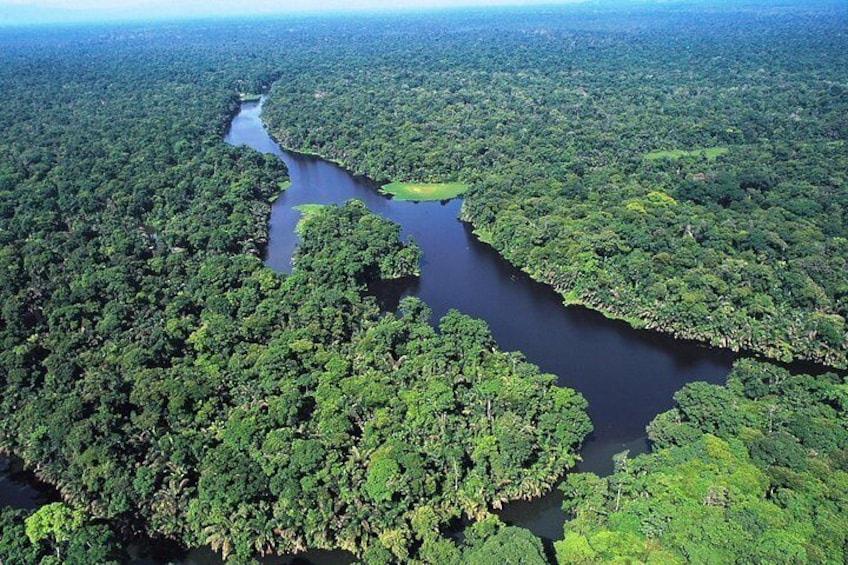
[558, 359, 848, 564]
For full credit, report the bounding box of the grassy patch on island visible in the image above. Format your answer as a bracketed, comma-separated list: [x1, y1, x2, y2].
[645, 146, 728, 161]
[381, 181, 469, 201]
[268, 180, 292, 203]
[293, 203, 326, 234]
[238, 93, 262, 102]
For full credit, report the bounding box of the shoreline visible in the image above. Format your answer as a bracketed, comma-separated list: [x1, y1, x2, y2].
[258, 106, 845, 372]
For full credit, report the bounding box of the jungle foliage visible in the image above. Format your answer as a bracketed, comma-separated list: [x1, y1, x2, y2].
[263, 3, 848, 368]
[0, 23, 589, 563]
[0, 504, 126, 565]
[2, 4, 847, 563]
[556, 359, 848, 564]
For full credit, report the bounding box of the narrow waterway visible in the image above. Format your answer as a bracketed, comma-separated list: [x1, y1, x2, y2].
[0, 455, 59, 511]
[225, 99, 737, 541]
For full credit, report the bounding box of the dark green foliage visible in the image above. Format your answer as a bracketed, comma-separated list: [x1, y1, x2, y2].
[463, 526, 548, 565]
[262, 3, 848, 368]
[557, 359, 848, 564]
[672, 382, 744, 438]
[293, 199, 421, 284]
[407, 512, 550, 565]
[0, 508, 39, 564]
[0, 26, 589, 561]
[748, 431, 808, 471]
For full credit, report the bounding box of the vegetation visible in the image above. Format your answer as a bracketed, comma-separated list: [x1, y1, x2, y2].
[293, 203, 326, 234]
[380, 181, 469, 202]
[555, 359, 848, 564]
[263, 2, 848, 368]
[0, 23, 590, 562]
[363, 513, 551, 565]
[271, 180, 292, 201]
[2, 4, 846, 564]
[0, 504, 126, 564]
[644, 147, 729, 161]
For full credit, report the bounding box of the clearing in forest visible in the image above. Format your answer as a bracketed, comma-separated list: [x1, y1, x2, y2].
[644, 146, 729, 161]
[381, 181, 469, 201]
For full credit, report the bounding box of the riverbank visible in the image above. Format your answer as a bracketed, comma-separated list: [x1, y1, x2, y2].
[1, 97, 737, 564]
[264, 111, 844, 371]
[236, 99, 739, 545]
[258, 4, 847, 373]
[0, 454, 60, 510]
[458, 203, 845, 371]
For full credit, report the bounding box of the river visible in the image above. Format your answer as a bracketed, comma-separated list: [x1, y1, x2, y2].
[225, 99, 736, 541]
[0, 98, 735, 562]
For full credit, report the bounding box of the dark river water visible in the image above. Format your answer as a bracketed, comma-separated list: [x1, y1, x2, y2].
[0, 99, 735, 562]
[0, 456, 59, 511]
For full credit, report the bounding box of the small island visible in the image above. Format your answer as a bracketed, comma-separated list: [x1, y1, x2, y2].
[380, 181, 469, 201]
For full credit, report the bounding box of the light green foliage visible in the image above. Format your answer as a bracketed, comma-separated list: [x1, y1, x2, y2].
[24, 503, 84, 547]
[293, 203, 326, 234]
[365, 449, 403, 503]
[558, 359, 848, 564]
[380, 181, 469, 201]
[555, 532, 597, 565]
[0, 506, 125, 565]
[644, 147, 729, 161]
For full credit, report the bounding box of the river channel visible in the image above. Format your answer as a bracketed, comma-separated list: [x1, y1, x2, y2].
[225, 99, 737, 541]
[0, 98, 736, 562]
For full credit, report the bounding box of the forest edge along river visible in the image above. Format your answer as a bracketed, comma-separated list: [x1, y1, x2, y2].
[1, 98, 735, 561]
[224, 98, 737, 541]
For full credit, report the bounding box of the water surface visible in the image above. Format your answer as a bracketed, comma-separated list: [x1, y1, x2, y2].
[0, 455, 59, 511]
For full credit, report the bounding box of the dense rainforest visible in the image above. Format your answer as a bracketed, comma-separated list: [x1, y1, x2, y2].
[558, 359, 848, 564]
[1, 3, 847, 564]
[262, 1, 848, 368]
[0, 20, 589, 564]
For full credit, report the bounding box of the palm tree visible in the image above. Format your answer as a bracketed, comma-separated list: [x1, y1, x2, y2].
[203, 516, 234, 561]
[274, 527, 307, 554]
[252, 517, 278, 557]
[151, 463, 191, 536]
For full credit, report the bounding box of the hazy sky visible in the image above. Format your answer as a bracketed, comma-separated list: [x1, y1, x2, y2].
[0, 0, 590, 25]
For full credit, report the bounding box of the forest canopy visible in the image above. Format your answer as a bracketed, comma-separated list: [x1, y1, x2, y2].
[0, 22, 590, 562]
[557, 359, 848, 564]
[1, 3, 846, 564]
[262, 2, 848, 368]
